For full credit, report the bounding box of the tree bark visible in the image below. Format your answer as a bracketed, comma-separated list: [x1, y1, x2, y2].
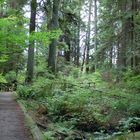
[64, 35, 71, 62]
[26, 0, 37, 83]
[86, 0, 92, 73]
[94, 0, 98, 71]
[75, 11, 81, 66]
[48, 0, 61, 73]
[117, 0, 127, 70]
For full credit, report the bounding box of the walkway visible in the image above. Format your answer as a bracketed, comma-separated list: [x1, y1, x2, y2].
[0, 92, 31, 140]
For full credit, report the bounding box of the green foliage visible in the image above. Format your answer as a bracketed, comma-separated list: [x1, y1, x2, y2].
[17, 75, 55, 99]
[29, 29, 62, 47]
[0, 74, 7, 83]
[44, 131, 54, 140]
[0, 15, 27, 73]
[119, 117, 140, 132]
[124, 70, 140, 92]
[17, 72, 25, 84]
[0, 0, 139, 139]
[112, 100, 129, 112]
[57, 41, 69, 50]
[43, 121, 81, 140]
[17, 85, 34, 99]
[0, 55, 8, 63]
[0, 16, 27, 48]
[126, 75, 140, 91]
[128, 102, 140, 116]
[17, 69, 140, 139]
[31, 77, 54, 97]
[5, 71, 17, 83]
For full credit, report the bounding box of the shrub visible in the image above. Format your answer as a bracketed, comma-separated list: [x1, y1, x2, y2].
[119, 117, 140, 132]
[0, 74, 7, 91]
[32, 77, 54, 97]
[5, 71, 17, 83]
[0, 74, 7, 83]
[46, 89, 108, 132]
[112, 100, 129, 112]
[17, 85, 34, 99]
[126, 75, 140, 92]
[128, 102, 140, 116]
[17, 76, 57, 99]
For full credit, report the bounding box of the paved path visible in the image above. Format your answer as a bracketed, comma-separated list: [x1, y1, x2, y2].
[0, 92, 31, 140]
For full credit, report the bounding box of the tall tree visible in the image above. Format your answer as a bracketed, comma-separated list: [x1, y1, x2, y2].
[75, 7, 81, 66]
[85, 0, 92, 73]
[26, 0, 37, 83]
[48, 0, 61, 73]
[117, 0, 127, 70]
[94, 0, 98, 71]
[0, 0, 26, 74]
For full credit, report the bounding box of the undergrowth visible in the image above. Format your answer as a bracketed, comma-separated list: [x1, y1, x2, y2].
[16, 69, 140, 139]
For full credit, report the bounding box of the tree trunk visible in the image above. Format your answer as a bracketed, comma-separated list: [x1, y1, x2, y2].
[81, 44, 86, 72]
[109, 47, 113, 68]
[94, 0, 98, 71]
[117, 0, 127, 70]
[26, 0, 37, 83]
[86, 0, 92, 73]
[64, 35, 71, 62]
[131, 0, 139, 69]
[75, 11, 81, 66]
[48, 0, 60, 73]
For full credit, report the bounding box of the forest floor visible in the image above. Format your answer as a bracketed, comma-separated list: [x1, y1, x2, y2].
[15, 71, 140, 139]
[0, 92, 31, 140]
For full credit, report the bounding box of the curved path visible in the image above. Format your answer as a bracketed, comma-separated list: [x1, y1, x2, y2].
[0, 92, 31, 140]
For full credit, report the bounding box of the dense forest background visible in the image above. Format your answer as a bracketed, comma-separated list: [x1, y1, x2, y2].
[0, 0, 140, 139]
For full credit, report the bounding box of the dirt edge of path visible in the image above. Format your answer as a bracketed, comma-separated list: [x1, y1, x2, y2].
[18, 100, 46, 140]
